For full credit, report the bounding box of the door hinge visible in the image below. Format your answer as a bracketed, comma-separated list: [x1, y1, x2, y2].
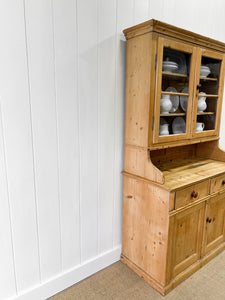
[152, 116, 155, 130]
[155, 54, 157, 69]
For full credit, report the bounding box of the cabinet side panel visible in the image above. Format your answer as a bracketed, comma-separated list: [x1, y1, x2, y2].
[122, 175, 170, 284]
[124, 33, 152, 147]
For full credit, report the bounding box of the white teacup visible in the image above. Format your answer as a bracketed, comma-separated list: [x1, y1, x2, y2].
[196, 122, 205, 132]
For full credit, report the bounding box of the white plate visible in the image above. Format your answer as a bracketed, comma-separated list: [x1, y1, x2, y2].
[172, 117, 186, 134]
[180, 87, 189, 112]
[165, 87, 179, 113]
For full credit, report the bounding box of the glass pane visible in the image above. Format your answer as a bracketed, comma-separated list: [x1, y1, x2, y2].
[199, 56, 221, 95]
[159, 47, 192, 136]
[195, 56, 221, 132]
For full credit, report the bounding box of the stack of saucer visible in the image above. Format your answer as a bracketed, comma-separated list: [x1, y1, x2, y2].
[162, 60, 178, 72]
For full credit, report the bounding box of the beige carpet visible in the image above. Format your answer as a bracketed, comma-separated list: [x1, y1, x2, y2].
[50, 251, 225, 300]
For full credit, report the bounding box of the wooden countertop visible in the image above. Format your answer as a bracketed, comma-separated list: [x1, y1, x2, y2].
[157, 158, 225, 190]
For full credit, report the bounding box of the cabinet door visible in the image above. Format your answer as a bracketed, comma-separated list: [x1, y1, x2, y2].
[153, 38, 196, 144]
[167, 202, 205, 281]
[192, 49, 225, 138]
[202, 193, 225, 256]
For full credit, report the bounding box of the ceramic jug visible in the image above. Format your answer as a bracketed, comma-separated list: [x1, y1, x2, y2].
[196, 122, 205, 132]
[197, 95, 207, 112]
[159, 123, 169, 136]
[160, 94, 172, 114]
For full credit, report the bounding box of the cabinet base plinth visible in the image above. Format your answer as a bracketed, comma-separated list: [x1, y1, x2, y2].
[120, 254, 166, 295]
[121, 242, 225, 295]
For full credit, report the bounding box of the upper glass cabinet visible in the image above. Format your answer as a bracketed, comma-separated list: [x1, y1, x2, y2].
[153, 38, 196, 143]
[192, 49, 225, 138]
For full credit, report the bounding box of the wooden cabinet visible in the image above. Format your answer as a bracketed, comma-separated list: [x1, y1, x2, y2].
[168, 203, 205, 280]
[121, 20, 225, 295]
[202, 193, 225, 256]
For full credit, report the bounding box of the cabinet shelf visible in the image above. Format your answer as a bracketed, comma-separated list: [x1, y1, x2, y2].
[162, 71, 188, 79]
[160, 113, 186, 117]
[200, 77, 218, 81]
[203, 94, 218, 98]
[161, 91, 189, 97]
[197, 112, 215, 115]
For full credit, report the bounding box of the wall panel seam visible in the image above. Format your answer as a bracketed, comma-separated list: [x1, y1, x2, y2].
[50, 0, 63, 273]
[0, 104, 18, 294]
[97, 0, 101, 256]
[112, 0, 119, 248]
[22, 0, 42, 284]
[76, 0, 82, 264]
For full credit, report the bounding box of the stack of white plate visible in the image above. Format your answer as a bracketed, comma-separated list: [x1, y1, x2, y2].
[162, 61, 178, 73]
[200, 65, 210, 77]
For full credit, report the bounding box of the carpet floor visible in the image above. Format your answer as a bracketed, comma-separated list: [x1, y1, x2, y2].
[49, 250, 225, 300]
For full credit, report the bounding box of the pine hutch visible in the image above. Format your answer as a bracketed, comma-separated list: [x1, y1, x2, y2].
[121, 19, 225, 294]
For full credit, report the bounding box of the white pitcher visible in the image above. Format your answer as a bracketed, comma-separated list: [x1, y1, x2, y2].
[196, 122, 205, 132]
[160, 94, 172, 114]
[159, 123, 169, 135]
[197, 94, 207, 112]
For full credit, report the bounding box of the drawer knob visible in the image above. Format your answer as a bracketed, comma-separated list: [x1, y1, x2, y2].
[191, 191, 198, 198]
[222, 180, 225, 185]
[206, 217, 212, 223]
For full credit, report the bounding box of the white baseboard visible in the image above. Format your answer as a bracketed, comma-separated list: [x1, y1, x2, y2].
[9, 246, 122, 300]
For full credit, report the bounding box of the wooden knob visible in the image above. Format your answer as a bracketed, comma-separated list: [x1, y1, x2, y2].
[206, 217, 212, 223]
[222, 180, 225, 185]
[191, 191, 198, 198]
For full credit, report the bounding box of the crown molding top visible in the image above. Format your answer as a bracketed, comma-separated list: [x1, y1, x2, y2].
[123, 19, 225, 53]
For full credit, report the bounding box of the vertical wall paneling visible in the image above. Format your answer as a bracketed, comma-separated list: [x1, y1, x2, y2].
[98, 0, 117, 253]
[24, 0, 62, 281]
[134, 0, 150, 25]
[52, 0, 81, 271]
[112, 0, 133, 247]
[77, 0, 99, 262]
[0, 0, 40, 292]
[0, 1, 224, 299]
[0, 105, 17, 299]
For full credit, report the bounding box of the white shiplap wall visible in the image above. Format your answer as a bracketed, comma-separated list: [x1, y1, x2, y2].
[0, 1, 225, 299]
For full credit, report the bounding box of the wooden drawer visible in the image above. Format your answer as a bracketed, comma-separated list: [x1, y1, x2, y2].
[211, 174, 225, 194]
[175, 181, 210, 209]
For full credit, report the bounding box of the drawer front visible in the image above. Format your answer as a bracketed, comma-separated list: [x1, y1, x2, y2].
[211, 174, 225, 194]
[175, 181, 209, 209]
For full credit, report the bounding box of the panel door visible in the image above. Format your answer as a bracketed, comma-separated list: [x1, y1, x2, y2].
[153, 37, 196, 144]
[202, 192, 225, 256]
[192, 49, 225, 138]
[167, 202, 205, 281]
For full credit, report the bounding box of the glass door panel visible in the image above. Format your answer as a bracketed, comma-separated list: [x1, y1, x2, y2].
[153, 38, 196, 143]
[192, 49, 225, 138]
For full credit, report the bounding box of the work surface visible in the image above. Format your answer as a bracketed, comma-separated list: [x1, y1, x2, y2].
[157, 158, 225, 190]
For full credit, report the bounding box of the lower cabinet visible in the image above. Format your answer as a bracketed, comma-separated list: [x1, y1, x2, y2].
[168, 191, 225, 281]
[202, 193, 225, 256]
[168, 202, 205, 280]
[121, 175, 225, 294]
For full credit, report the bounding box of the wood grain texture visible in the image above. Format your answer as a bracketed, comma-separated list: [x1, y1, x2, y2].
[122, 175, 170, 285]
[122, 17, 225, 296]
[124, 33, 151, 147]
[124, 145, 164, 184]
